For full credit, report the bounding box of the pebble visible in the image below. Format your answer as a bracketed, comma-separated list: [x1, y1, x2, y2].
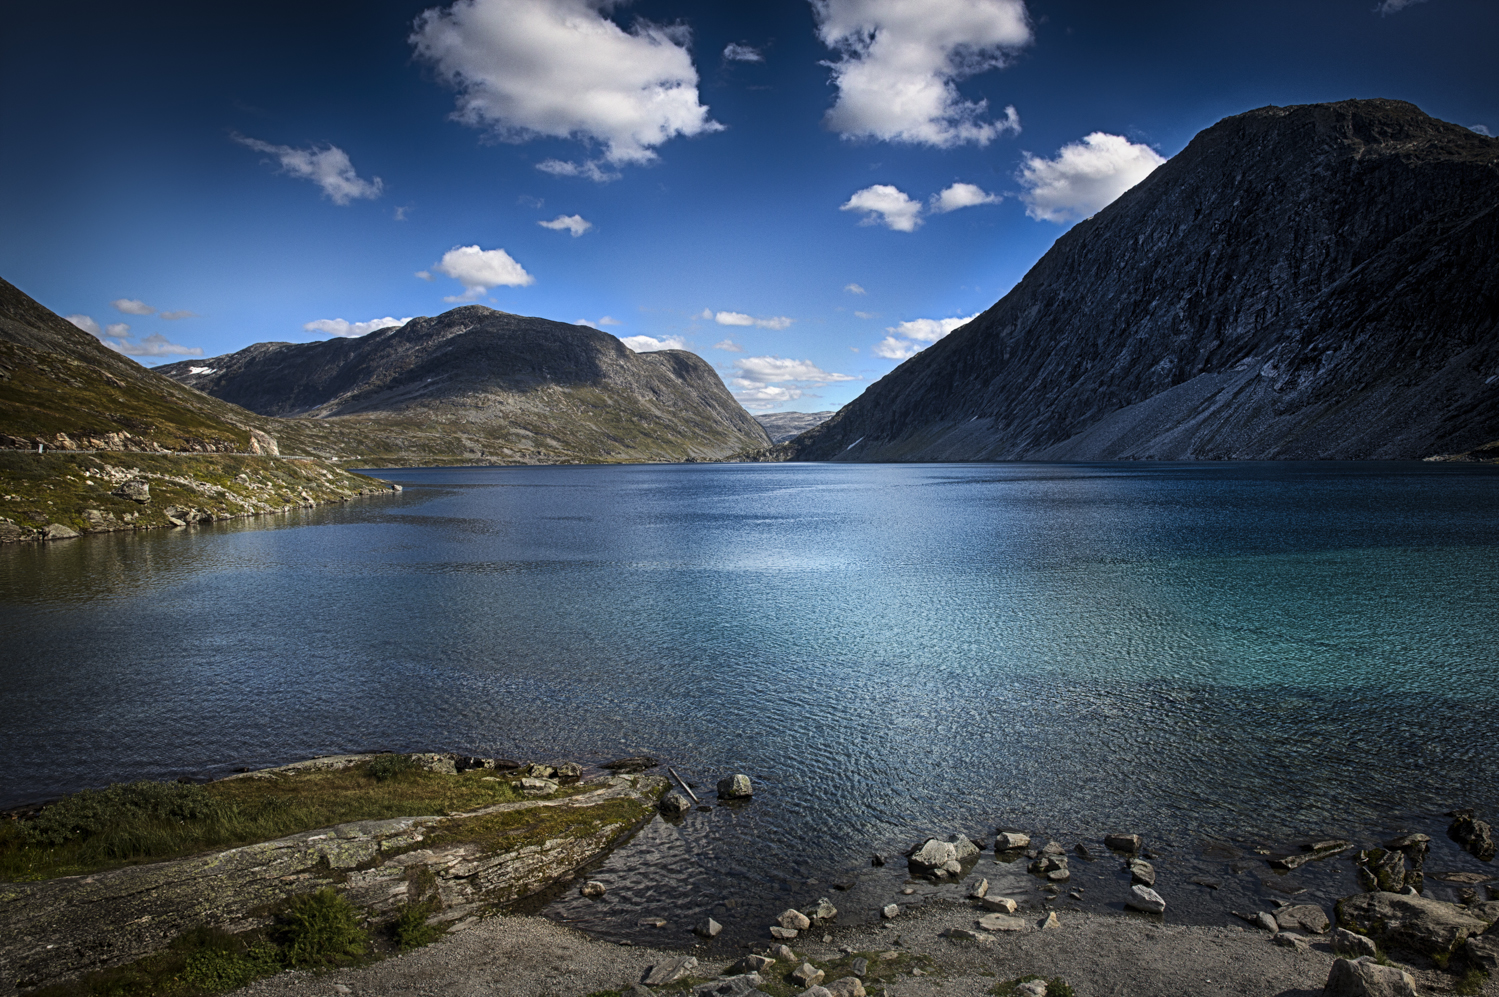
[881, 904, 900, 919]
[693, 918, 722, 939]
[581, 881, 606, 898]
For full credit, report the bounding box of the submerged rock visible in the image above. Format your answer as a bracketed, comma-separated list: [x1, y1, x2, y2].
[1448, 810, 1497, 862]
[1105, 833, 1142, 854]
[994, 831, 1030, 851]
[659, 791, 692, 815]
[716, 774, 753, 799]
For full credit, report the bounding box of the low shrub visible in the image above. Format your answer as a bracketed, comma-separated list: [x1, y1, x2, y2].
[271, 887, 368, 968]
[366, 754, 419, 783]
[391, 900, 441, 951]
[24, 781, 231, 847]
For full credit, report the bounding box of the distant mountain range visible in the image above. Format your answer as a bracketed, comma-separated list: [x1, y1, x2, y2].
[156, 306, 769, 463]
[784, 99, 1499, 462]
[754, 411, 834, 444]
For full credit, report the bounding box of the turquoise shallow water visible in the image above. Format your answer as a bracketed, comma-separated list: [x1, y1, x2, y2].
[2, 461, 1497, 940]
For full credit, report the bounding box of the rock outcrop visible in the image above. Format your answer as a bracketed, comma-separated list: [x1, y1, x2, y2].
[783, 100, 1499, 462]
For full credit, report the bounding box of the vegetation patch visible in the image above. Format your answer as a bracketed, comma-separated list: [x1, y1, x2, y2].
[1454, 967, 1489, 996]
[272, 887, 368, 968]
[413, 795, 654, 859]
[391, 899, 442, 951]
[0, 760, 531, 881]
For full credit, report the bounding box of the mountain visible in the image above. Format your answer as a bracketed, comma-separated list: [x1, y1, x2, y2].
[754, 411, 835, 444]
[786, 99, 1499, 462]
[157, 307, 770, 462]
[0, 277, 279, 454]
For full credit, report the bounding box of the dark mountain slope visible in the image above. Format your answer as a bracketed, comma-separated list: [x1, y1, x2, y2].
[0, 277, 276, 453]
[788, 99, 1499, 462]
[159, 307, 770, 462]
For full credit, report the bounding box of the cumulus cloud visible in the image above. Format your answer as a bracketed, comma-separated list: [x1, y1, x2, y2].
[111, 298, 154, 315]
[427, 245, 535, 300]
[841, 184, 923, 231]
[598, 315, 620, 326]
[872, 312, 978, 359]
[714, 339, 744, 352]
[411, 0, 722, 167]
[304, 316, 413, 338]
[232, 133, 383, 204]
[707, 310, 792, 328]
[105, 322, 131, 338]
[109, 332, 204, 358]
[931, 181, 1000, 212]
[1471, 124, 1492, 137]
[537, 158, 621, 183]
[160, 310, 198, 320]
[814, 0, 1030, 147]
[1018, 132, 1167, 223]
[729, 354, 856, 410]
[66, 314, 103, 336]
[538, 213, 592, 236]
[723, 42, 763, 62]
[845, 282, 866, 294]
[620, 334, 686, 351]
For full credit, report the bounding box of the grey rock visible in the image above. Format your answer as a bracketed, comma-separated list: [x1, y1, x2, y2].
[979, 896, 1018, 913]
[1272, 931, 1309, 950]
[694, 917, 722, 938]
[1040, 841, 1066, 856]
[1016, 982, 1047, 997]
[755, 411, 836, 445]
[804, 897, 837, 921]
[694, 974, 761, 996]
[771, 944, 797, 963]
[1276, 904, 1330, 934]
[778, 908, 812, 931]
[824, 977, 865, 997]
[1105, 834, 1142, 854]
[769, 926, 798, 940]
[944, 927, 995, 943]
[978, 913, 1028, 932]
[850, 957, 868, 978]
[518, 777, 558, 794]
[1045, 868, 1070, 882]
[1449, 811, 1497, 862]
[881, 904, 899, 919]
[733, 955, 776, 973]
[659, 790, 692, 815]
[112, 479, 150, 503]
[967, 878, 989, 899]
[994, 832, 1030, 851]
[1255, 912, 1280, 933]
[554, 762, 583, 780]
[643, 956, 699, 986]
[1464, 934, 1499, 973]
[1332, 927, 1379, 958]
[778, 100, 1499, 467]
[802, 989, 832, 997]
[43, 523, 79, 540]
[791, 962, 825, 986]
[1355, 848, 1412, 893]
[908, 838, 957, 872]
[1321, 957, 1418, 997]
[1336, 890, 1489, 957]
[1039, 911, 1062, 929]
[1126, 884, 1166, 914]
[716, 773, 753, 799]
[581, 880, 606, 898]
[1127, 859, 1156, 887]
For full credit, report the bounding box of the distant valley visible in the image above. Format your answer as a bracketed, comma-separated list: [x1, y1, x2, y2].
[753, 410, 834, 444]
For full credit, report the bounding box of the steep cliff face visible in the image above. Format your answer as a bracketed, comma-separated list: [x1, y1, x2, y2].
[159, 307, 770, 462]
[790, 99, 1499, 462]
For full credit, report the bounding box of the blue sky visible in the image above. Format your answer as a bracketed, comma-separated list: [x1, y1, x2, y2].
[2, 0, 1493, 412]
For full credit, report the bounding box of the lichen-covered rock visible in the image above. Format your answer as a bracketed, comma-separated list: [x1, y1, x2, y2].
[1336, 891, 1489, 957]
[716, 774, 753, 798]
[1321, 957, 1417, 997]
[659, 790, 692, 815]
[792, 962, 825, 986]
[777, 908, 811, 932]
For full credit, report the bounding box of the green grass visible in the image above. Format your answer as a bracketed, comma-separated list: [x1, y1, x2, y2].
[0, 759, 528, 882]
[1454, 967, 1489, 996]
[391, 900, 441, 951]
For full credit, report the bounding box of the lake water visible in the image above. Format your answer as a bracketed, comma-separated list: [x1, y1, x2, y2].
[3, 461, 1498, 944]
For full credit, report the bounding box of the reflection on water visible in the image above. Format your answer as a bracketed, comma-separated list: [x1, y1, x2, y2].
[3, 461, 1498, 941]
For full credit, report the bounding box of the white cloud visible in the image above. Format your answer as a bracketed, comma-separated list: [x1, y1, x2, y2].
[724, 42, 764, 62]
[66, 314, 102, 336]
[1376, 0, 1428, 12]
[841, 183, 922, 231]
[1471, 124, 1492, 136]
[714, 339, 744, 352]
[232, 133, 383, 204]
[931, 181, 1000, 212]
[105, 322, 131, 338]
[844, 282, 866, 294]
[394, 204, 413, 221]
[872, 312, 978, 358]
[538, 213, 592, 236]
[620, 334, 687, 351]
[428, 245, 535, 300]
[304, 316, 413, 338]
[729, 354, 856, 411]
[537, 158, 621, 183]
[709, 310, 792, 328]
[813, 0, 1030, 147]
[108, 332, 203, 358]
[159, 310, 198, 320]
[1018, 132, 1167, 223]
[411, 0, 723, 167]
[598, 315, 621, 326]
[854, 310, 876, 319]
[111, 298, 155, 315]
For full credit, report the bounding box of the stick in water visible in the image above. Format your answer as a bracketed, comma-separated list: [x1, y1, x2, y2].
[667, 766, 700, 804]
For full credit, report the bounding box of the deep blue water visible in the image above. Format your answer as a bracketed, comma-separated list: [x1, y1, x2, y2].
[3, 461, 1497, 942]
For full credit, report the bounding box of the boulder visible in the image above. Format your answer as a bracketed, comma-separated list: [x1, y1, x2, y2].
[995, 832, 1030, 851]
[660, 791, 692, 815]
[717, 774, 753, 799]
[803, 989, 832, 997]
[1468, 900, 1499, 925]
[1272, 931, 1309, 950]
[519, 777, 558, 794]
[769, 926, 798, 940]
[909, 838, 957, 872]
[1127, 859, 1156, 887]
[1126, 885, 1166, 914]
[1074, 843, 1096, 861]
[968, 878, 990, 899]
[643, 956, 699, 986]
[694, 917, 722, 938]
[778, 909, 812, 931]
[1276, 904, 1330, 934]
[1016, 982, 1047, 997]
[43, 523, 79, 540]
[978, 913, 1028, 932]
[693, 974, 760, 996]
[1355, 848, 1412, 893]
[1029, 855, 1067, 875]
[1332, 927, 1378, 958]
[1449, 811, 1497, 862]
[979, 896, 1018, 913]
[409, 752, 457, 774]
[792, 963, 825, 986]
[850, 957, 868, 978]
[1105, 833, 1142, 854]
[825, 977, 865, 997]
[112, 479, 150, 503]
[1046, 868, 1070, 882]
[581, 880, 606, 898]
[733, 955, 776, 973]
[1321, 957, 1417, 997]
[804, 898, 837, 921]
[554, 762, 583, 780]
[772, 944, 797, 963]
[1464, 934, 1499, 973]
[1255, 912, 1280, 933]
[1040, 841, 1066, 856]
[524, 763, 557, 779]
[1336, 891, 1489, 957]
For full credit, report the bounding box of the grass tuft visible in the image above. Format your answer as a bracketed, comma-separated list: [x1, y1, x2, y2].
[391, 900, 442, 951]
[271, 887, 368, 968]
[367, 753, 419, 783]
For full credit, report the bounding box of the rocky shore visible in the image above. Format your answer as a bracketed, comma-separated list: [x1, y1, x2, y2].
[0, 451, 398, 543]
